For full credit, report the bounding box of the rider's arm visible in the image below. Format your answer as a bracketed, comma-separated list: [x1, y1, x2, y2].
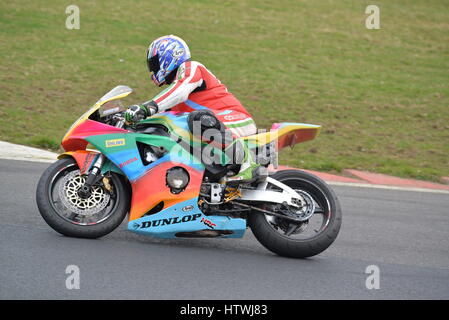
[143, 61, 204, 112]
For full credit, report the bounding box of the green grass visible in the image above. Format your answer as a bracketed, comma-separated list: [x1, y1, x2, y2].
[0, 0, 448, 182]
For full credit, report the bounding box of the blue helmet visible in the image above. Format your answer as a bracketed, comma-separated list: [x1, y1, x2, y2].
[146, 35, 191, 86]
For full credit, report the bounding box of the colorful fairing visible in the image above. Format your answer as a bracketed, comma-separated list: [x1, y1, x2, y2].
[62, 86, 132, 151]
[59, 85, 320, 239]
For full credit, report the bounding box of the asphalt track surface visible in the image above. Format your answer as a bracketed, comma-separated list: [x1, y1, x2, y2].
[0, 159, 448, 300]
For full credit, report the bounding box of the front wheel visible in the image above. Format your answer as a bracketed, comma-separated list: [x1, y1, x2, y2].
[36, 157, 130, 238]
[248, 170, 342, 258]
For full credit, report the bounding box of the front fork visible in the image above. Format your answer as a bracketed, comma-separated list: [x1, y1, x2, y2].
[77, 153, 105, 198]
[76, 114, 125, 198]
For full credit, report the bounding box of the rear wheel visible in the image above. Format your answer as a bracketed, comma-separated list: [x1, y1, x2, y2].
[36, 157, 130, 238]
[248, 170, 342, 258]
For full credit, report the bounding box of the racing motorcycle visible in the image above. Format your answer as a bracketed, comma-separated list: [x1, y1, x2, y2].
[36, 86, 342, 258]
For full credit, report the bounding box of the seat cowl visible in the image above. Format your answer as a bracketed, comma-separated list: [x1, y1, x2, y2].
[242, 122, 321, 151]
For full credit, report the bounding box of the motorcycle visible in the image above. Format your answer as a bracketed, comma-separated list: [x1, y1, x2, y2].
[36, 85, 342, 258]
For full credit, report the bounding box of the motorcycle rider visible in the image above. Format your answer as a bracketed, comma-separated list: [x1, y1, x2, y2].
[125, 35, 261, 183]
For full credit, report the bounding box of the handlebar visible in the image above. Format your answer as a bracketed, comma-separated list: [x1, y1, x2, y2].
[112, 114, 125, 129]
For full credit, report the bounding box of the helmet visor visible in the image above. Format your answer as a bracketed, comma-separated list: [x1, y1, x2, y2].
[147, 53, 160, 74]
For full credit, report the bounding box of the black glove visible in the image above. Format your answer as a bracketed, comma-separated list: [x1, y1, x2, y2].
[124, 101, 158, 123]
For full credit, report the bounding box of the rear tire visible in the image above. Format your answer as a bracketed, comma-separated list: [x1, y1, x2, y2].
[248, 170, 342, 258]
[36, 157, 130, 239]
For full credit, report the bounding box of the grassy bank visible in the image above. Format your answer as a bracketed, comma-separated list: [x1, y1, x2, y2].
[0, 0, 448, 181]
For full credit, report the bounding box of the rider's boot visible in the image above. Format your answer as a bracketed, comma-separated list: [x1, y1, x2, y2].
[224, 139, 266, 184]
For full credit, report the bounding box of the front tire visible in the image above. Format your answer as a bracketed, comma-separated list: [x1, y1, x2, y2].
[36, 157, 130, 239]
[248, 170, 342, 258]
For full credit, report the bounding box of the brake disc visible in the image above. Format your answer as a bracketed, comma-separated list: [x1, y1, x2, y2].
[291, 189, 316, 221]
[58, 170, 110, 216]
[265, 190, 315, 235]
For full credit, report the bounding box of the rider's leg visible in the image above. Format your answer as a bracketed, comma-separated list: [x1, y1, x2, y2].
[214, 111, 263, 183]
[223, 138, 262, 183]
[188, 109, 261, 183]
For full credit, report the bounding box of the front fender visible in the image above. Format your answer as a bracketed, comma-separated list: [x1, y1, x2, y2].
[58, 151, 123, 176]
[58, 151, 98, 175]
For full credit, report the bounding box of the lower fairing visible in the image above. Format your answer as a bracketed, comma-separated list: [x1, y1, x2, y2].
[128, 198, 246, 239]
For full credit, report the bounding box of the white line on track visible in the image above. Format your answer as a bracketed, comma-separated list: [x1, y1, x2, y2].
[328, 181, 449, 195]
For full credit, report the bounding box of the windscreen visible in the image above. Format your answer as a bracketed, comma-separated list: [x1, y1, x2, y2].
[95, 85, 133, 106]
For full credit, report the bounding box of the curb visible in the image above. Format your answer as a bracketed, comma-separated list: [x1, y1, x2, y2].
[342, 169, 449, 192]
[270, 165, 449, 194]
[0, 141, 58, 163]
